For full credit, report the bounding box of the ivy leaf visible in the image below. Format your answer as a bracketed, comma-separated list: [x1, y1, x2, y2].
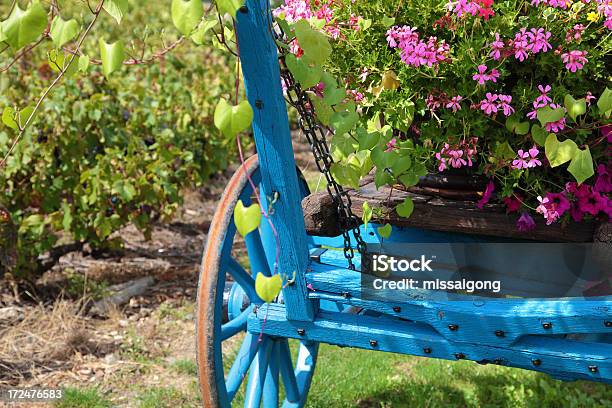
[1, 1, 47, 50]
[530, 124, 549, 146]
[78, 54, 90, 72]
[330, 162, 360, 189]
[216, 0, 243, 19]
[564, 94, 586, 121]
[171, 0, 203, 36]
[567, 147, 594, 184]
[330, 133, 357, 161]
[294, 20, 332, 64]
[377, 223, 392, 239]
[48, 49, 78, 77]
[362, 202, 372, 231]
[285, 54, 322, 89]
[357, 127, 380, 150]
[505, 115, 530, 135]
[399, 173, 419, 188]
[233, 200, 261, 237]
[99, 39, 125, 78]
[255, 273, 282, 303]
[537, 105, 565, 126]
[597, 87, 612, 117]
[2, 106, 34, 130]
[190, 16, 218, 45]
[214, 99, 254, 139]
[50, 17, 79, 48]
[544, 133, 578, 168]
[103, 0, 129, 24]
[330, 109, 359, 136]
[396, 197, 414, 218]
[309, 94, 333, 126]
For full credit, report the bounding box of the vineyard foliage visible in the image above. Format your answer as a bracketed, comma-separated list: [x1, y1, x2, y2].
[0, 1, 235, 276]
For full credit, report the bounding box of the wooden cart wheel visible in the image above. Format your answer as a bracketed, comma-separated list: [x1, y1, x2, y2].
[196, 155, 319, 407]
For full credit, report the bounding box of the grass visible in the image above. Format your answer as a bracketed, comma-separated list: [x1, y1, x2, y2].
[55, 387, 111, 408]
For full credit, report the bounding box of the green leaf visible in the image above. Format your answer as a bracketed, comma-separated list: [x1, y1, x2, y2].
[358, 18, 372, 31]
[214, 99, 254, 138]
[530, 124, 549, 146]
[330, 110, 359, 136]
[50, 17, 79, 48]
[216, 0, 243, 19]
[61, 201, 72, 231]
[48, 49, 78, 77]
[330, 162, 360, 189]
[294, 20, 332, 64]
[564, 94, 587, 121]
[2, 106, 34, 130]
[1, 1, 47, 50]
[362, 202, 372, 231]
[99, 39, 125, 78]
[505, 115, 530, 135]
[567, 147, 594, 184]
[103, 0, 129, 24]
[330, 133, 357, 161]
[357, 128, 380, 150]
[597, 87, 612, 117]
[399, 173, 419, 188]
[544, 134, 578, 168]
[377, 223, 392, 239]
[233, 200, 261, 237]
[190, 16, 218, 44]
[78, 54, 90, 72]
[537, 106, 565, 126]
[285, 54, 322, 89]
[255, 273, 282, 303]
[309, 94, 333, 126]
[396, 197, 414, 218]
[381, 16, 395, 27]
[171, 0, 203, 36]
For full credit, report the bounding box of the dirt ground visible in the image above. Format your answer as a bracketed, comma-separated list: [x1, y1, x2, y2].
[0, 136, 317, 407]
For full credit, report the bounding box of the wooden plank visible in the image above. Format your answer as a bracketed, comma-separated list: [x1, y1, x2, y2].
[249, 303, 612, 383]
[302, 182, 599, 242]
[236, 0, 315, 321]
[305, 262, 612, 346]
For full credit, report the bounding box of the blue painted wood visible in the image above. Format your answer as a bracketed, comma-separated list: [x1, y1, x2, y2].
[227, 257, 259, 301]
[249, 303, 612, 383]
[236, 0, 315, 321]
[305, 263, 612, 346]
[226, 333, 261, 400]
[263, 341, 280, 408]
[278, 338, 300, 403]
[245, 229, 273, 278]
[222, 305, 253, 341]
[245, 337, 272, 408]
[282, 341, 319, 408]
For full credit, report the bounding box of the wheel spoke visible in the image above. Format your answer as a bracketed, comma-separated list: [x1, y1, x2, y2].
[221, 305, 253, 341]
[244, 228, 272, 277]
[263, 341, 280, 408]
[244, 337, 273, 408]
[226, 333, 261, 401]
[278, 338, 300, 403]
[226, 257, 259, 301]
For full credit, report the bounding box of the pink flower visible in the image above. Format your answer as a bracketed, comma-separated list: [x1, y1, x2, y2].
[490, 33, 505, 60]
[517, 212, 536, 231]
[387, 26, 449, 68]
[359, 67, 369, 82]
[274, 0, 312, 22]
[544, 103, 566, 132]
[594, 163, 611, 193]
[498, 94, 515, 116]
[473, 64, 489, 85]
[536, 195, 560, 225]
[578, 190, 607, 215]
[503, 195, 523, 213]
[566, 24, 586, 43]
[534, 84, 553, 107]
[481, 92, 498, 115]
[512, 146, 541, 169]
[385, 137, 398, 152]
[477, 180, 495, 209]
[435, 138, 478, 172]
[446, 95, 463, 112]
[561, 50, 588, 72]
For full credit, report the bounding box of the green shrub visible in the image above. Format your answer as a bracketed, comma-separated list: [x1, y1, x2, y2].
[0, 1, 235, 277]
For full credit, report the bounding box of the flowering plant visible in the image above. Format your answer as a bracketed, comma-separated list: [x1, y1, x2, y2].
[275, 0, 612, 231]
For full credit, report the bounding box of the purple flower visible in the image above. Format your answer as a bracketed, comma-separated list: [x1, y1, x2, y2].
[517, 212, 536, 231]
[445, 95, 463, 112]
[477, 180, 495, 209]
[545, 192, 571, 217]
[594, 163, 612, 193]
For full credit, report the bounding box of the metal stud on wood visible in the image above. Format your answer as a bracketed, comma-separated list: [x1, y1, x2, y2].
[393, 306, 401, 313]
[589, 365, 599, 373]
[369, 340, 378, 347]
[494, 330, 505, 337]
[532, 359, 542, 366]
[423, 347, 432, 354]
[297, 328, 305, 336]
[542, 322, 552, 329]
[448, 324, 459, 331]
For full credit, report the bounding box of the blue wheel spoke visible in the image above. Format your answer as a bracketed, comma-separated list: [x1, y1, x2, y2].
[244, 229, 272, 277]
[221, 305, 253, 341]
[278, 339, 300, 403]
[226, 257, 259, 301]
[263, 341, 280, 408]
[226, 333, 261, 401]
[244, 337, 273, 408]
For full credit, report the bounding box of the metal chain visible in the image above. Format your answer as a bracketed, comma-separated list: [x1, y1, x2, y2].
[273, 26, 366, 270]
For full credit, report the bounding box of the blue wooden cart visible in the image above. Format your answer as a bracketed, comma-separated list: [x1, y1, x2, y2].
[195, 1, 612, 406]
